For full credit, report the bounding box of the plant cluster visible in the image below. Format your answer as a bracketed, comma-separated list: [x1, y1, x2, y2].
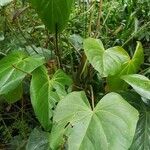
[0, 0, 150, 149]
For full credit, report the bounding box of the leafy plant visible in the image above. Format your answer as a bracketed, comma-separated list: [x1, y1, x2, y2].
[0, 0, 150, 149]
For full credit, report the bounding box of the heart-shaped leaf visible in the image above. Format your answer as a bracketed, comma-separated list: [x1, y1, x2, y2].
[107, 42, 144, 91]
[84, 38, 130, 77]
[0, 51, 45, 95]
[30, 0, 73, 33]
[122, 74, 150, 99]
[53, 91, 139, 150]
[30, 66, 72, 131]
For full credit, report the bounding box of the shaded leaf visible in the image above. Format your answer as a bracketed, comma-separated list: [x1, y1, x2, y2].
[119, 91, 150, 150]
[30, 66, 72, 131]
[3, 84, 23, 103]
[30, 0, 73, 33]
[26, 128, 50, 150]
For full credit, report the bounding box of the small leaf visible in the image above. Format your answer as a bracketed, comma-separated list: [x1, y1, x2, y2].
[53, 91, 139, 150]
[122, 74, 150, 99]
[30, 0, 74, 33]
[0, 51, 45, 95]
[30, 66, 72, 131]
[26, 128, 50, 150]
[84, 38, 130, 77]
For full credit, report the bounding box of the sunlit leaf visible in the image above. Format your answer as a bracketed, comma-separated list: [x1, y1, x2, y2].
[53, 91, 139, 150]
[107, 42, 144, 91]
[122, 74, 150, 99]
[0, 0, 13, 7]
[84, 38, 130, 77]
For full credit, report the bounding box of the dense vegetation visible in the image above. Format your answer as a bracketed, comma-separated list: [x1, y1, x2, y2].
[0, 0, 150, 149]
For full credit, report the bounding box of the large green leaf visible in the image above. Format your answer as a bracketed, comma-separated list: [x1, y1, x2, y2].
[119, 91, 150, 150]
[0, 51, 45, 95]
[53, 91, 139, 150]
[84, 38, 130, 77]
[26, 128, 50, 150]
[107, 42, 144, 91]
[130, 109, 150, 150]
[122, 74, 150, 99]
[3, 84, 23, 103]
[30, 66, 72, 131]
[30, 0, 73, 33]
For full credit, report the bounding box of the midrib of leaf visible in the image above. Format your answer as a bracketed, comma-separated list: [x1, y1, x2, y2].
[0, 58, 27, 87]
[0, 56, 24, 73]
[73, 112, 93, 150]
[97, 109, 129, 128]
[94, 114, 109, 149]
[54, 1, 63, 23]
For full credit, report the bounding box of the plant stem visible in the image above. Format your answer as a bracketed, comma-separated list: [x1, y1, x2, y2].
[95, 0, 103, 38]
[122, 21, 150, 47]
[90, 85, 94, 110]
[55, 24, 62, 68]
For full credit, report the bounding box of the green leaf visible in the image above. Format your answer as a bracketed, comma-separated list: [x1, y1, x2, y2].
[130, 108, 150, 150]
[3, 84, 23, 103]
[107, 42, 144, 91]
[0, 0, 13, 7]
[119, 91, 150, 150]
[0, 51, 45, 95]
[26, 128, 50, 150]
[30, 66, 72, 131]
[53, 91, 139, 150]
[122, 74, 150, 99]
[84, 38, 130, 77]
[30, 0, 73, 33]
